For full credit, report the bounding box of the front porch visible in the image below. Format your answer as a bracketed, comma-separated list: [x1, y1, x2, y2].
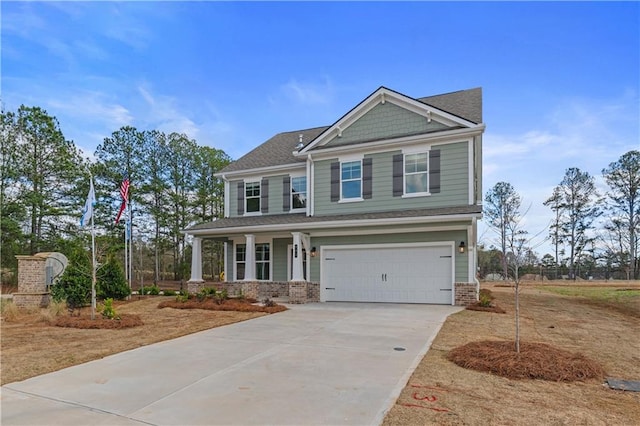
[186, 280, 320, 304]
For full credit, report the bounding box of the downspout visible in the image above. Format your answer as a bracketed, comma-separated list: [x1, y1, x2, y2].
[472, 216, 480, 297]
[307, 154, 314, 217]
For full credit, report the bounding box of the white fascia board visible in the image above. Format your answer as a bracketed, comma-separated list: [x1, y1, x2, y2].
[298, 127, 485, 162]
[216, 162, 306, 180]
[185, 212, 482, 237]
[297, 88, 482, 155]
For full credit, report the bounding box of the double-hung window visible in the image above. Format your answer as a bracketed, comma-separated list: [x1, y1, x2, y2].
[404, 152, 429, 195]
[341, 161, 362, 200]
[235, 244, 246, 280]
[245, 181, 260, 213]
[255, 243, 270, 280]
[291, 176, 307, 210]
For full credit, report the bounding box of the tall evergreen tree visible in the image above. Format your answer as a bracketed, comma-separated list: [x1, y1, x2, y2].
[602, 150, 640, 279]
[550, 168, 601, 279]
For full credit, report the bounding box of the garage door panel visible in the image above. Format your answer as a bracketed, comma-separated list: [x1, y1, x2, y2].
[323, 245, 453, 304]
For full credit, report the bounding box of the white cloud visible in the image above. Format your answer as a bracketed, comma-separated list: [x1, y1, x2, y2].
[137, 85, 199, 137]
[279, 77, 335, 105]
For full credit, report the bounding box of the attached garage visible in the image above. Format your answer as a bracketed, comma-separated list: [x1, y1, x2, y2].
[320, 243, 454, 304]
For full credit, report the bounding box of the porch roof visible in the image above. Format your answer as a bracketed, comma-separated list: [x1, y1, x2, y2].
[184, 205, 482, 236]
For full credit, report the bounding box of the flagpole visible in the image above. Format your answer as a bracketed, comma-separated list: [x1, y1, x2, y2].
[89, 176, 97, 321]
[128, 199, 133, 293]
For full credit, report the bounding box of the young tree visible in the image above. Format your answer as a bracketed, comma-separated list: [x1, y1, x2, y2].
[484, 182, 522, 279]
[602, 150, 640, 279]
[549, 168, 601, 279]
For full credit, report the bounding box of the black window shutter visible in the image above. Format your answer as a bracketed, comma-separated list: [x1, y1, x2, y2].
[261, 178, 269, 213]
[283, 176, 291, 211]
[330, 162, 340, 202]
[429, 149, 441, 194]
[362, 157, 373, 199]
[392, 154, 404, 197]
[237, 182, 245, 215]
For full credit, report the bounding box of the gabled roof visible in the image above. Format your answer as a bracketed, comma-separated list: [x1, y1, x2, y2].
[220, 126, 329, 174]
[418, 87, 482, 125]
[219, 86, 482, 175]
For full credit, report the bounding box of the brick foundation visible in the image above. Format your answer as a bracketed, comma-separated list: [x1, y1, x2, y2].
[455, 282, 478, 306]
[187, 281, 319, 303]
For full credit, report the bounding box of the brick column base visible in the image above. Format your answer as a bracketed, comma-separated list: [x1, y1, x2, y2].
[289, 281, 307, 304]
[187, 281, 206, 294]
[241, 282, 259, 299]
[13, 293, 50, 309]
[455, 282, 478, 306]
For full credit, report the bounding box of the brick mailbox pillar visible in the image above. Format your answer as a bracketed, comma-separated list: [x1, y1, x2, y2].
[13, 255, 50, 309]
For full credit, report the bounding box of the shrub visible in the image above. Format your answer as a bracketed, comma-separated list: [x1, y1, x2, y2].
[100, 298, 120, 320]
[97, 255, 131, 300]
[478, 289, 495, 307]
[163, 289, 176, 296]
[141, 285, 160, 295]
[175, 292, 189, 303]
[262, 298, 276, 308]
[51, 263, 91, 313]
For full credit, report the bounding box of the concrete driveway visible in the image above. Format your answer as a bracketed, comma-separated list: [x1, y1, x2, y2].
[1, 302, 461, 425]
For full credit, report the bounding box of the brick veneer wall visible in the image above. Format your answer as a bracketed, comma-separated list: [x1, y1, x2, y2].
[455, 282, 478, 306]
[187, 280, 320, 303]
[14, 255, 50, 309]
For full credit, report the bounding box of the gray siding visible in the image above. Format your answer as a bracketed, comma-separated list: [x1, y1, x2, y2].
[308, 230, 468, 283]
[272, 238, 291, 282]
[228, 175, 291, 218]
[314, 141, 469, 216]
[324, 102, 449, 147]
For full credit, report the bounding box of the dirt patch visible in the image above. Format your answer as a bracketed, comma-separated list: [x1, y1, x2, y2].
[465, 303, 506, 314]
[158, 297, 287, 314]
[383, 282, 640, 425]
[448, 340, 604, 381]
[54, 314, 144, 329]
[0, 297, 269, 385]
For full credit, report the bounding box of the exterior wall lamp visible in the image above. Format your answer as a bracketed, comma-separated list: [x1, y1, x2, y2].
[458, 241, 466, 254]
[310, 247, 317, 257]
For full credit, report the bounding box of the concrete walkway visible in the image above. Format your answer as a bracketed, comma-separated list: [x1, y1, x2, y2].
[1, 302, 461, 426]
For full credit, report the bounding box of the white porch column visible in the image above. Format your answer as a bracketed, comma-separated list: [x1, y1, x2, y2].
[243, 234, 256, 281]
[188, 236, 204, 283]
[291, 232, 304, 281]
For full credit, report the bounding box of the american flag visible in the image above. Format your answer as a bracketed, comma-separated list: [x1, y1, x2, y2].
[115, 173, 130, 224]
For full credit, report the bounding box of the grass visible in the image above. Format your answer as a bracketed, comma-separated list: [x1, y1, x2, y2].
[540, 285, 640, 300]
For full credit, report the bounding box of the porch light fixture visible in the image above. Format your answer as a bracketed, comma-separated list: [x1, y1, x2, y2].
[310, 247, 317, 257]
[458, 241, 466, 254]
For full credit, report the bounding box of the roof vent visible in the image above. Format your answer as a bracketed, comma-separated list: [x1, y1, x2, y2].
[296, 134, 304, 150]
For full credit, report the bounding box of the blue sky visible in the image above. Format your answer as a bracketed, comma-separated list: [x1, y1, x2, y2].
[2, 1, 639, 256]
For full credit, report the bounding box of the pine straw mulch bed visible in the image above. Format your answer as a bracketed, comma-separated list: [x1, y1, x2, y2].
[447, 340, 605, 382]
[465, 303, 506, 313]
[53, 314, 144, 329]
[157, 297, 288, 314]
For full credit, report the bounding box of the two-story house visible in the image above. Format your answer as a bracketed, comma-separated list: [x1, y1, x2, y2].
[185, 86, 484, 305]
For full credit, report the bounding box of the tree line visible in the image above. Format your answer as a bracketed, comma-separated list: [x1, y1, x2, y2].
[481, 150, 640, 280]
[1, 105, 231, 286]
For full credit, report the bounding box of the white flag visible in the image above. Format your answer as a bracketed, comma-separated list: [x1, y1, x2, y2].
[80, 178, 96, 227]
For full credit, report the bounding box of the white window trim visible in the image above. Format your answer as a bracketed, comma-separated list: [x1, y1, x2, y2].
[244, 181, 261, 216]
[290, 174, 307, 212]
[402, 151, 431, 198]
[254, 242, 272, 281]
[232, 238, 273, 281]
[234, 243, 247, 281]
[340, 159, 363, 201]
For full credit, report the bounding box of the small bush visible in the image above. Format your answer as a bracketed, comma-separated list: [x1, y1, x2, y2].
[100, 298, 120, 320]
[262, 298, 276, 308]
[163, 289, 176, 296]
[141, 285, 160, 295]
[175, 292, 189, 303]
[96, 255, 131, 300]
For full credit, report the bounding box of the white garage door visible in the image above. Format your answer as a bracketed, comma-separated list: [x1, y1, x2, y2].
[321, 244, 453, 304]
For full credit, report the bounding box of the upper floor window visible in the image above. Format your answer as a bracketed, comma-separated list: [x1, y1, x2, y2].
[341, 161, 362, 199]
[291, 176, 307, 210]
[405, 152, 429, 194]
[245, 181, 260, 213]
